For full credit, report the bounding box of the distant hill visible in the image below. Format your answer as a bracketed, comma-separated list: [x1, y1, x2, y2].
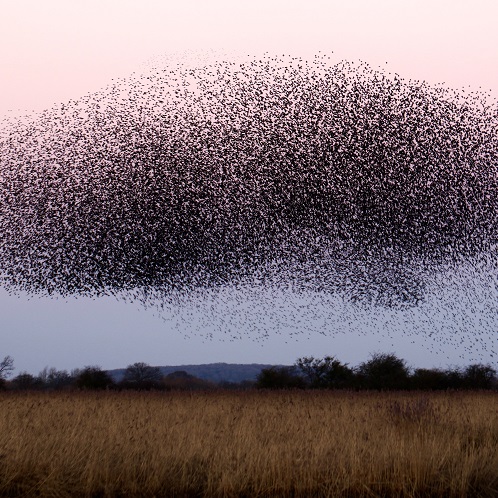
[107, 363, 283, 384]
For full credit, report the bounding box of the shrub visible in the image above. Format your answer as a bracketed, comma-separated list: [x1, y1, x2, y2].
[357, 353, 410, 390]
[161, 371, 215, 391]
[295, 356, 354, 389]
[10, 372, 44, 390]
[255, 367, 305, 389]
[462, 364, 496, 389]
[75, 366, 114, 390]
[411, 368, 451, 390]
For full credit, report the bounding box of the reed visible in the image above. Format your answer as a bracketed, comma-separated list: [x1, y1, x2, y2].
[1, 390, 497, 497]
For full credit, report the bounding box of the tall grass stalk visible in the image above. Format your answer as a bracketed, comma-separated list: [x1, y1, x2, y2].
[1, 391, 497, 497]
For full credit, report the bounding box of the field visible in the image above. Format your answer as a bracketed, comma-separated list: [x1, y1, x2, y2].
[1, 390, 497, 497]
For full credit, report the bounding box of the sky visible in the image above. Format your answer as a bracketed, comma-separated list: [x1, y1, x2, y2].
[1, 0, 497, 375]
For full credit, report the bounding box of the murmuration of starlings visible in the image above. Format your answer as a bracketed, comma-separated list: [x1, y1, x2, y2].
[0, 53, 497, 316]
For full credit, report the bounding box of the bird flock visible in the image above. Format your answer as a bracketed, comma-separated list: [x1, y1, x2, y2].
[0, 52, 497, 356]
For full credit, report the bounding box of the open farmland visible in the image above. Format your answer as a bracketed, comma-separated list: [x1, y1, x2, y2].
[1, 390, 497, 497]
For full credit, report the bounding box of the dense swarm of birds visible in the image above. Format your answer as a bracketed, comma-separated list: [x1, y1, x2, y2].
[0, 52, 497, 354]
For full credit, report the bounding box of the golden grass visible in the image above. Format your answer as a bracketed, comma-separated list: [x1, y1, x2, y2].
[1, 390, 497, 497]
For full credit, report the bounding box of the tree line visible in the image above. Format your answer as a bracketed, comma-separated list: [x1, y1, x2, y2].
[256, 354, 497, 391]
[1, 354, 497, 391]
[0, 357, 215, 391]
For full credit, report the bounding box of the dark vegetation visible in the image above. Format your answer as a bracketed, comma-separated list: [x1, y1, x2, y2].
[256, 353, 498, 391]
[2, 354, 496, 392]
[257, 353, 497, 391]
[0, 355, 14, 390]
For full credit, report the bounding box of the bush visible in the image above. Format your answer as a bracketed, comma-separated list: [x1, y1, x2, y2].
[161, 371, 215, 391]
[255, 367, 305, 389]
[10, 372, 44, 390]
[357, 353, 410, 390]
[295, 356, 354, 389]
[411, 368, 451, 390]
[462, 364, 496, 389]
[75, 366, 114, 390]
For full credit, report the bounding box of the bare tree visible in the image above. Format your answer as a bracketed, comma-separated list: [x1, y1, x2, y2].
[0, 356, 14, 379]
[38, 367, 73, 390]
[123, 362, 162, 387]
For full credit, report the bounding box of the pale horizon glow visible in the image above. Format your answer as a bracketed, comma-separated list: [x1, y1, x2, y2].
[2, 0, 497, 117]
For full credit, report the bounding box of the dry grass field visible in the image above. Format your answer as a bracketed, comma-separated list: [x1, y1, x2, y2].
[0, 390, 497, 497]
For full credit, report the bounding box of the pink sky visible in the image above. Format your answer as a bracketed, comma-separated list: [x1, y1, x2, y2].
[1, 0, 497, 117]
